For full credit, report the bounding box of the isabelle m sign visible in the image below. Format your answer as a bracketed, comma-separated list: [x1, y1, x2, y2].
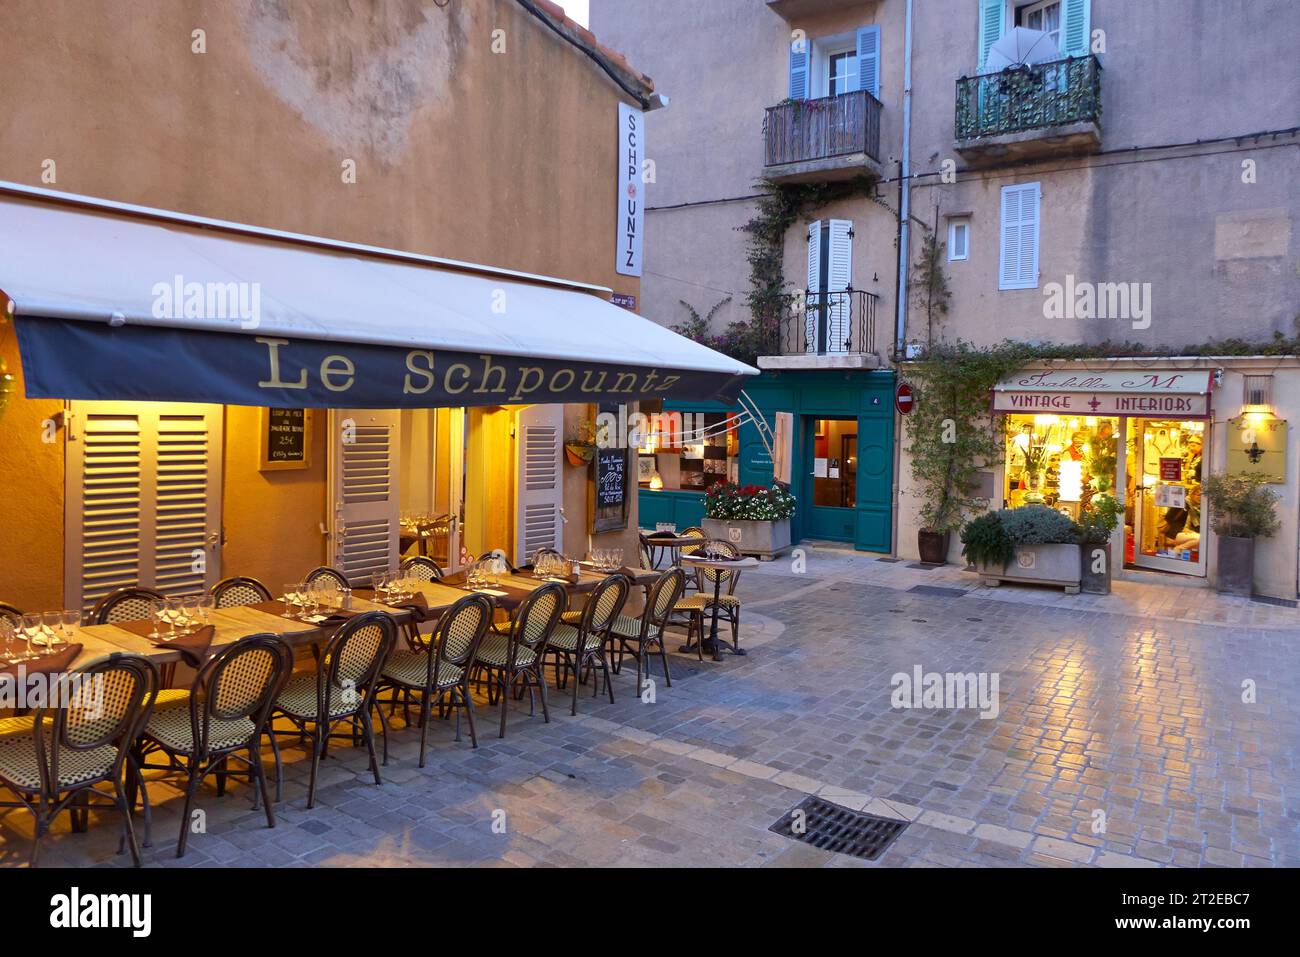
[616, 102, 644, 278]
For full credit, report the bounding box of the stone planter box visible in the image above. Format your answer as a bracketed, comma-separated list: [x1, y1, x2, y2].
[979, 543, 1082, 594]
[701, 518, 791, 561]
[1080, 542, 1112, 595]
[1216, 536, 1254, 596]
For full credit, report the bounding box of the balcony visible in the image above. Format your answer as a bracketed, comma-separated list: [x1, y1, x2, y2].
[758, 290, 882, 371]
[954, 55, 1102, 165]
[763, 90, 883, 185]
[766, 0, 872, 19]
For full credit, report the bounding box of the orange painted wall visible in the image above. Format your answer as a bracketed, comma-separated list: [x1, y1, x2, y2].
[0, 0, 644, 608]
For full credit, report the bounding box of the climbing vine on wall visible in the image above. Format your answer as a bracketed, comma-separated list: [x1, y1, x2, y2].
[673, 177, 876, 366]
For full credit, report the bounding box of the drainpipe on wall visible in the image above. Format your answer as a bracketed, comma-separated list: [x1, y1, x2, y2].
[894, 0, 914, 356]
[891, 0, 915, 558]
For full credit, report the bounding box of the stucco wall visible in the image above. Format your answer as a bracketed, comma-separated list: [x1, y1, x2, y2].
[0, 0, 643, 608]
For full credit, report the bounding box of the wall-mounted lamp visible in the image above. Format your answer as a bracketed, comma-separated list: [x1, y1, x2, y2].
[1242, 373, 1274, 415]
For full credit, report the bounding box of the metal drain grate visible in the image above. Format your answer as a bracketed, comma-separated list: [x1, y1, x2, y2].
[769, 796, 909, 861]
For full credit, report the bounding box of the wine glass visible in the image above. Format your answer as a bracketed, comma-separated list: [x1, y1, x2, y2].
[38, 610, 61, 649]
[199, 595, 215, 625]
[20, 615, 43, 660]
[1, 619, 19, 664]
[163, 597, 183, 639]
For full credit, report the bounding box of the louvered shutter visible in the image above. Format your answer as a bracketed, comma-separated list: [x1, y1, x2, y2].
[856, 26, 881, 98]
[788, 38, 808, 100]
[978, 0, 1005, 69]
[1061, 0, 1090, 56]
[329, 409, 400, 586]
[805, 220, 823, 353]
[515, 405, 564, 567]
[65, 403, 223, 614]
[999, 183, 1040, 290]
[827, 219, 854, 352]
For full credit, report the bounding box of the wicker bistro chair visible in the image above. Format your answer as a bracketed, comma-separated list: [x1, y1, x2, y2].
[547, 574, 631, 716]
[0, 653, 159, 866]
[377, 593, 493, 765]
[674, 541, 745, 659]
[209, 576, 273, 609]
[269, 611, 396, 808]
[135, 633, 293, 857]
[303, 566, 350, 590]
[607, 567, 687, 692]
[473, 582, 566, 738]
[678, 527, 707, 593]
[399, 556, 444, 582]
[90, 587, 165, 625]
[0, 602, 24, 623]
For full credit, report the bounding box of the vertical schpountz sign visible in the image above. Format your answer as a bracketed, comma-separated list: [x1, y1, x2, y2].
[616, 102, 644, 278]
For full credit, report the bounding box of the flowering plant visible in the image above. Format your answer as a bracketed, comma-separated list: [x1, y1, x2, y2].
[704, 482, 796, 522]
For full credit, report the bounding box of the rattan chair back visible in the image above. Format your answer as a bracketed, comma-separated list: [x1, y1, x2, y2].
[209, 576, 273, 609]
[90, 587, 165, 625]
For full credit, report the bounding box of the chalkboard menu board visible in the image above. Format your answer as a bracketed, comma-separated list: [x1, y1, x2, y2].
[260, 408, 313, 471]
[591, 403, 629, 532]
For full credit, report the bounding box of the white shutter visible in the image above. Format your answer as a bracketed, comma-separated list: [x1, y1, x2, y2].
[805, 221, 823, 353]
[999, 183, 1040, 290]
[329, 409, 400, 586]
[65, 403, 223, 614]
[827, 219, 854, 352]
[515, 405, 564, 567]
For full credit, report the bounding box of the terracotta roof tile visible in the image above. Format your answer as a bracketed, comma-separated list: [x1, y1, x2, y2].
[526, 0, 656, 95]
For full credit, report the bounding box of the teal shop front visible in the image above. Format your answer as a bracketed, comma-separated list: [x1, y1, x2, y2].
[637, 370, 895, 553]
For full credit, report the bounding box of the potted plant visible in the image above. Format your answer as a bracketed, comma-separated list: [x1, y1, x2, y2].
[1076, 493, 1122, 595]
[701, 482, 796, 560]
[564, 419, 596, 467]
[961, 504, 1082, 594]
[1202, 472, 1280, 596]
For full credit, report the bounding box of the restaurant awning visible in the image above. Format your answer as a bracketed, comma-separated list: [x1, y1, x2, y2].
[0, 183, 757, 408]
[993, 369, 1216, 418]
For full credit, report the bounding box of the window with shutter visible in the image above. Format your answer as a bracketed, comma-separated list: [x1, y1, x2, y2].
[999, 183, 1040, 290]
[514, 405, 565, 567]
[788, 38, 809, 100]
[855, 26, 881, 98]
[65, 403, 223, 614]
[329, 409, 400, 585]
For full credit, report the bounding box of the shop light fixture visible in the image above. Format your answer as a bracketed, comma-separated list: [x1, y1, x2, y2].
[1242, 374, 1274, 415]
[649, 472, 664, 491]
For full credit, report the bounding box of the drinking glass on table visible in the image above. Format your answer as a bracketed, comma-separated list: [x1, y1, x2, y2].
[37, 611, 61, 649]
[282, 584, 300, 620]
[1, 619, 19, 664]
[198, 595, 214, 624]
[20, 615, 43, 660]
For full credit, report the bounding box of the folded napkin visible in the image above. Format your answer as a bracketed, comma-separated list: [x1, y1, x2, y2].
[0, 643, 83, 682]
[150, 624, 214, 668]
[390, 592, 433, 621]
[618, 566, 646, 579]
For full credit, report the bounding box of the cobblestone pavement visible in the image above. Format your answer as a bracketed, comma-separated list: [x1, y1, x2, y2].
[6, 545, 1297, 868]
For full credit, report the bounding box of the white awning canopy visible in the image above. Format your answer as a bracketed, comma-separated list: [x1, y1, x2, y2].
[0, 183, 756, 408]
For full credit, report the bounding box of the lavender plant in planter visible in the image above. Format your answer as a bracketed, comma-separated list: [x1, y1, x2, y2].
[961, 505, 1082, 594]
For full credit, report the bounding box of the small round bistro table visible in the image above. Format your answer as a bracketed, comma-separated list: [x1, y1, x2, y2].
[639, 531, 702, 569]
[679, 553, 759, 661]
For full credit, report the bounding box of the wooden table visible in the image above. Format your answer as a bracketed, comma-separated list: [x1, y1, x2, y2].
[640, 532, 702, 569]
[71, 598, 414, 669]
[680, 554, 758, 661]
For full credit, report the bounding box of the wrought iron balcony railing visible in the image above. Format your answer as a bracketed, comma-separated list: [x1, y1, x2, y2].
[778, 290, 878, 356]
[764, 90, 883, 168]
[955, 54, 1101, 140]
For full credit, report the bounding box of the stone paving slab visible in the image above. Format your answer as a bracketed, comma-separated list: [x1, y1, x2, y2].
[3, 544, 1297, 868]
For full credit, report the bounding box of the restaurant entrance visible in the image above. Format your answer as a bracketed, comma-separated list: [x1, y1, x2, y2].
[806, 416, 858, 542]
[1126, 417, 1206, 576]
